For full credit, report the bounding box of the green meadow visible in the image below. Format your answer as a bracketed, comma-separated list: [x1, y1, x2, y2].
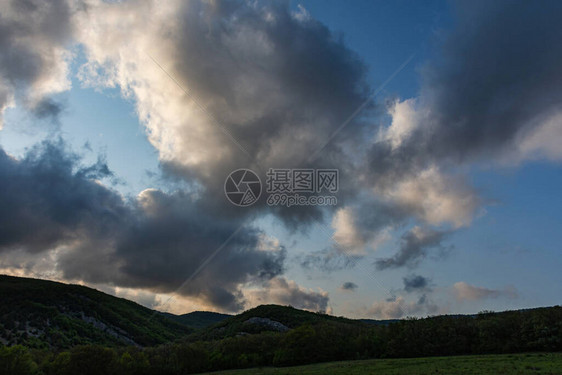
[205, 353, 562, 375]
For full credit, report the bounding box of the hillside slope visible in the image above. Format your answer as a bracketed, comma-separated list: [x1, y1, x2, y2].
[0, 275, 192, 349]
[189, 304, 373, 341]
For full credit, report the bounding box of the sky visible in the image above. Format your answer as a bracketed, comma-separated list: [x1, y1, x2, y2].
[0, 0, 561, 319]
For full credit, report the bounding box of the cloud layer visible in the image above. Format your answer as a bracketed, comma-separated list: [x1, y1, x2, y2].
[0, 141, 290, 312]
[0, 0, 560, 314]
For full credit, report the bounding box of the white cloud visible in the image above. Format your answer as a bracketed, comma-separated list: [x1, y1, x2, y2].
[514, 111, 562, 163]
[379, 98, 420, 150]
[332, 206, 392, 255]
[377, 166, 480, 228]
[332, 207, 367, 255]
[453, 281, 518, 301]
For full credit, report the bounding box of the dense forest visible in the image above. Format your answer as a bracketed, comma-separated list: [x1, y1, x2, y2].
[1, 276, 561, 375]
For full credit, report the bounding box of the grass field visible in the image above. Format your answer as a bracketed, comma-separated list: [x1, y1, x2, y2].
[203, 353, 562, 375]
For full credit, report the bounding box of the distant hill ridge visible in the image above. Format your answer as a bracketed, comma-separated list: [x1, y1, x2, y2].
[0, 274, 193, 349]
[1, 275, 402, 350]
[162, 310, 232, 329]
[2, 274, 561, 354]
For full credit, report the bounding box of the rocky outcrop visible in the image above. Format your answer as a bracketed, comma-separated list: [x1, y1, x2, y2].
[242, 317, 289, 332]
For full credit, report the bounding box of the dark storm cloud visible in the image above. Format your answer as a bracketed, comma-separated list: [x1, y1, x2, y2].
[172, 0, 371, 158]
[65, 194, 286, 311]
[99, 190, 286, 312]
[375, 227, 451, 270]
[357, 0, 562, 260]
[419, 0, 562, 161]
[365, 0, 562, 186]
[0, 140, 123, 253]
[144, 0, 374, 229]
[0, 141, 286, 311]
[31, 98, 64, 121]
[403, 274, 431, 293]
[0, 0, 73, 122]
[341, 281, 358, 291]
[355, 1, 562, 242]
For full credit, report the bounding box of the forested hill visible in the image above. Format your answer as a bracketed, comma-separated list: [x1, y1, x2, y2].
[0, 275, 192, 348]
[189, 304, 373, 341]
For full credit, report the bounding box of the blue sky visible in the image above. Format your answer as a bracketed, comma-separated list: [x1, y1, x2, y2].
[0, 0, 560, 318]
